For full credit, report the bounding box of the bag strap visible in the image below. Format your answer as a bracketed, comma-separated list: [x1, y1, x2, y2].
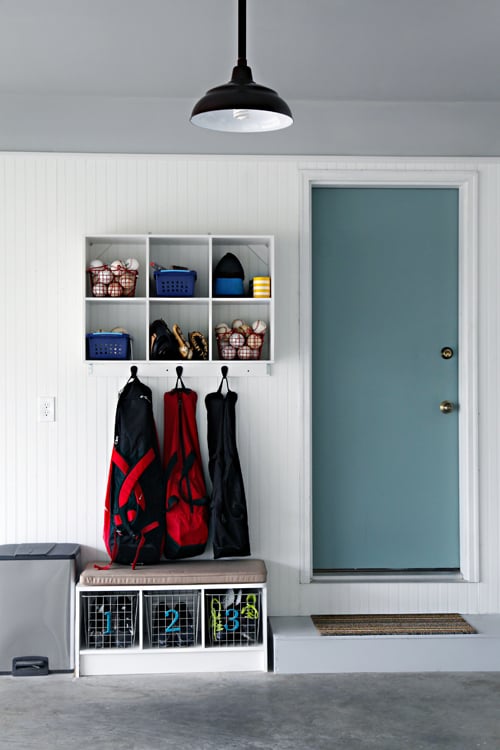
[130, 521, 161, 570]
[111, 447, 156, 536]
[166, 493, 209, 510]
[217, 365, 232, 394]
[94, 530, 119, 570]
[173, 365, 192, 393]
[115, 447, 156, 510]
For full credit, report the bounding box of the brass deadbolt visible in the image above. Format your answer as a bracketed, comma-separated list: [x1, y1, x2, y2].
[441, 347, 454, 359]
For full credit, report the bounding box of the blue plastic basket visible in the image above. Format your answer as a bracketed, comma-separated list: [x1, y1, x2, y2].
[86, 332, 131, 360]
[154, 270, 197, 297]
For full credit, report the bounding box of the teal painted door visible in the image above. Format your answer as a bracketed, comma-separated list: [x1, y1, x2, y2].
[312, 187, 460, 571]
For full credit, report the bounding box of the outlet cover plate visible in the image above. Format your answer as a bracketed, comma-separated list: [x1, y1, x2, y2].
[38, 396, 55, 422]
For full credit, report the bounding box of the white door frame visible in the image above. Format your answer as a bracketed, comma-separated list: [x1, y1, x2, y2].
[299, 167, 479, 583]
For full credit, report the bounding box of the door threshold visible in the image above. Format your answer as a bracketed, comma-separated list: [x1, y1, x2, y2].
[311, 569, 464, 584]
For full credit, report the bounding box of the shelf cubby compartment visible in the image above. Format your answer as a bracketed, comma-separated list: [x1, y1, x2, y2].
[149, 300, 211, 361]
[86, 237, 148, 298]
[85, 299, 148, 361]
[81, 591, 139, 650]
[212, 301, 272, 362]
[205, 589, 263, 648]
[149, 236, 210, 298]
[212, 237, 273, 299]
[143, 590, 201, 649]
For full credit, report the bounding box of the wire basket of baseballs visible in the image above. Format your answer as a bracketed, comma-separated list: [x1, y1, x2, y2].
[87, 258, 139, 298]
[215, 319, 267, 361]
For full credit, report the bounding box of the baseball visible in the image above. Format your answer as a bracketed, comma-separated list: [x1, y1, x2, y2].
[252, 319, 267, 334]
[97, 267, 113, 285]
[124, 257, 140, 271]
[215, 323, 231, 335]
[92, 283, 108, 297]
[247, 333, 262, 349]
[88, 259, 104, 269]
[237, 345, 252, 360]
[229, 331, 245, 348]
[119, 271, 136, 293]
[108, 281, 123, 297]
[110, 259, 125, 276]
[231, 319, 244, 331]
[221, 345, 236, 360]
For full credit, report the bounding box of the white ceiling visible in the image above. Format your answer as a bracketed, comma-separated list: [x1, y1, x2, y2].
[2, 0, 500, 155]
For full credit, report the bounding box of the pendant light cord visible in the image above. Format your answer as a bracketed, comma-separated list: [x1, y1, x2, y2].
[237, 0, 247, 66]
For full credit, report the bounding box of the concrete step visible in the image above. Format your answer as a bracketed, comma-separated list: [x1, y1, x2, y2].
[269, 615, 500, 674]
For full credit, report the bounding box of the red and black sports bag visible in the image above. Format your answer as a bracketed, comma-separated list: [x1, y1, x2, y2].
[163, 369, 210, 559]
[102, 368, 165, 568]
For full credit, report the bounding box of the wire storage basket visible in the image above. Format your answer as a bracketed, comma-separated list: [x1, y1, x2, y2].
[216, 330, 265, 361]
[144, 590, 201, 648]
[154, 270, 197, 297]
[81, 592, 139, 649]
[205, 589, 262, 647]
[87, 265, 138, 298]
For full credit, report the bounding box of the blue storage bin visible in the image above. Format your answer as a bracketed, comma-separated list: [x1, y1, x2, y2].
[154, 270, 197, 297]
[86, 332, 131, 360]
[214, 278, 244, 296]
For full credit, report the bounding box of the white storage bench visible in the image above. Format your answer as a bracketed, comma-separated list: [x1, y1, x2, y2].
[75, 558, 267, 676]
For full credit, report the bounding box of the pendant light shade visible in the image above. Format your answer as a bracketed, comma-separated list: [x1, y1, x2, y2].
[190, 0, 293, 132]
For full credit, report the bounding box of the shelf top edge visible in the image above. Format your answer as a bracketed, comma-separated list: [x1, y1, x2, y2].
[86, 296, 271, 302]
[86, 234, 273, 242]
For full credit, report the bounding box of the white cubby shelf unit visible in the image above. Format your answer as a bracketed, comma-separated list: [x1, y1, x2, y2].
[84, 234, 275, 376]
[75, 560, 268, 676]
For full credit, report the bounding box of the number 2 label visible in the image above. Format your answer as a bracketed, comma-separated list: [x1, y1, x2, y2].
[165, 608, 181, 633]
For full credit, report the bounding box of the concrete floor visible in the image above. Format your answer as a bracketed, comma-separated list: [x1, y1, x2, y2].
[1, 671, 500, 749]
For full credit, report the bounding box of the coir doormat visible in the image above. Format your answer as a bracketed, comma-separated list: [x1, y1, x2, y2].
[311, 613, 476, 636]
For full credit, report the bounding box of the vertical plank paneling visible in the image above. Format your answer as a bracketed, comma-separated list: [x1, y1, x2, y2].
[0, 157, 17, 541]
[1, 153, 500, 616]
[14, 157, 29, 538]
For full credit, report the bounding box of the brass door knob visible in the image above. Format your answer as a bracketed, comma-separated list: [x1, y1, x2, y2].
[440, 400, 455, 414]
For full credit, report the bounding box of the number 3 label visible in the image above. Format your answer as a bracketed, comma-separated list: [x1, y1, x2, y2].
[224, 608, 240, 632]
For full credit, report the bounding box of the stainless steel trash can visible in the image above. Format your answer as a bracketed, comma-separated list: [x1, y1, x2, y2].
[0, 543, 80, 674]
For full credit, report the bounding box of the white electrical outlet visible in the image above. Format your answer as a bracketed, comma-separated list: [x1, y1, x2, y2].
[38, 396, 55, 422]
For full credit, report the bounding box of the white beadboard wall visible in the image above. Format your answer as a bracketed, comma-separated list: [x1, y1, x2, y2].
[1, 152, 499, 616]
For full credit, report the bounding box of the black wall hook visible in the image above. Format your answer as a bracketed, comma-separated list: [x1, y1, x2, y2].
[175, 365, 189, 391]
[218, 365, 231, 393]
[123, 364, 138, 390]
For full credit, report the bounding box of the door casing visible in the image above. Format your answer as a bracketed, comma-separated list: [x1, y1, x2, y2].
[299, 167, 479, 584]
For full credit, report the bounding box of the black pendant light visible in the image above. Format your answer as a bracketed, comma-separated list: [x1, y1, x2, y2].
[190, 0, 293, 132]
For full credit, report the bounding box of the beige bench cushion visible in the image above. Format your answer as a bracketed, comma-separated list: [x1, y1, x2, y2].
[80, 558, 267, 586]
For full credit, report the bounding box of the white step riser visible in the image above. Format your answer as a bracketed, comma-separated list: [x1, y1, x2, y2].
[270, 615, 500, 674]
